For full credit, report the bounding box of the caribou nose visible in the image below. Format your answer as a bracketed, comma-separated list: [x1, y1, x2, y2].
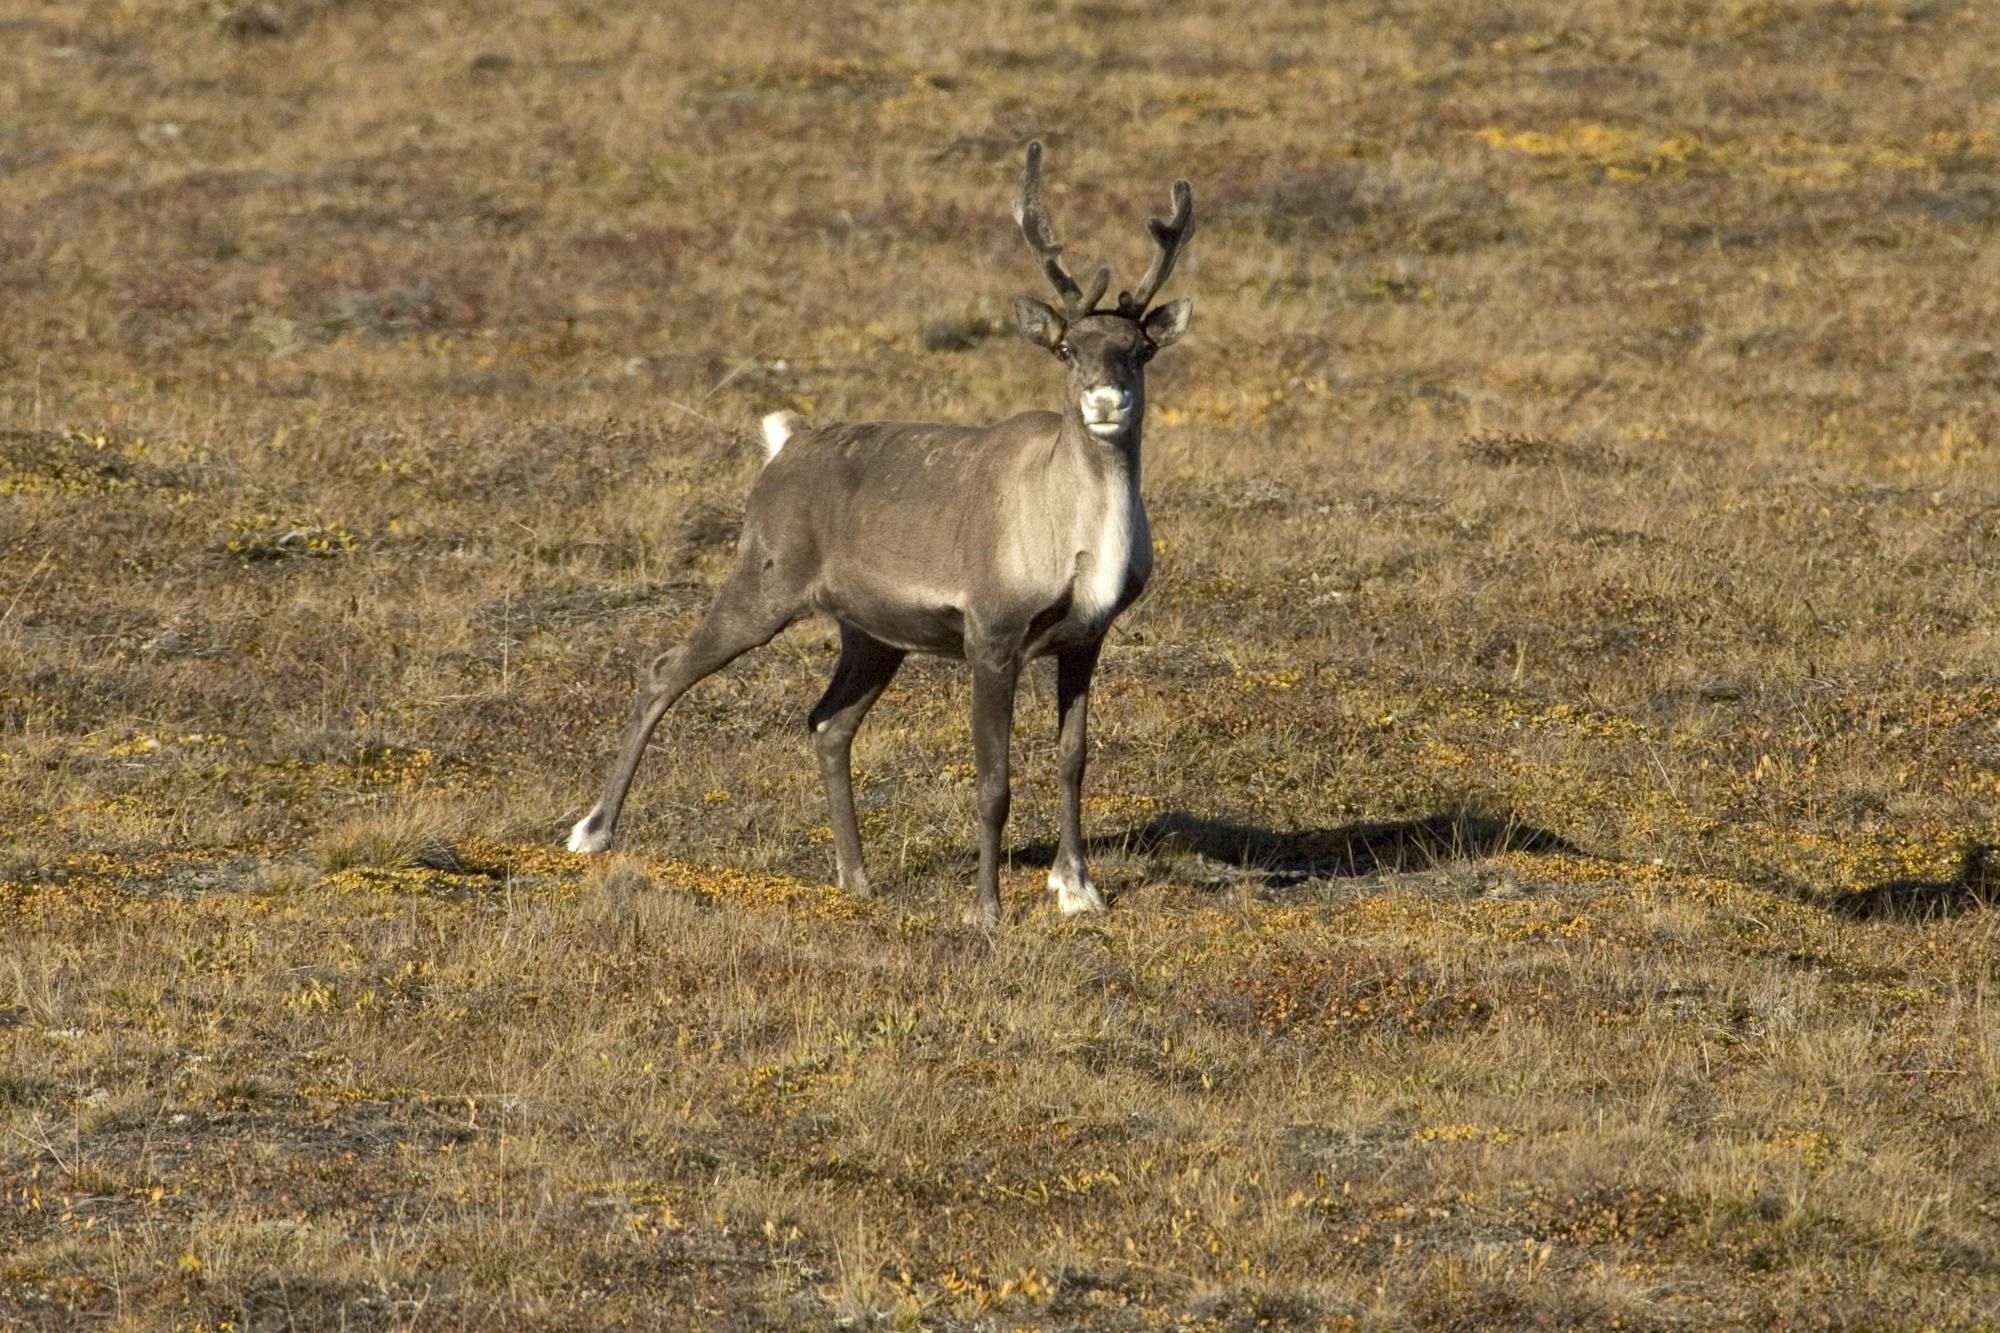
[1080, 386, 1132, 438]
[1080, 386, 1131, 418]
[1088, 386, 1136, 438]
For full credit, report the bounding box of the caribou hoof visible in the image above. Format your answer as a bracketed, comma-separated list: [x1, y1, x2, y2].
[962, 901, 1000, 928]
[567, 809, 613, 854]
[1048, 864, 1107, 916]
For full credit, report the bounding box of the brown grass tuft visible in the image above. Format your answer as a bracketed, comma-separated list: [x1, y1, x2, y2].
[313, 804, 469, 874]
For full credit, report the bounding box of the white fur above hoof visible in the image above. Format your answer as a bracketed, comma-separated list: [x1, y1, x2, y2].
[1049, 865, 1106, 915]
[567, 811, 613, 854]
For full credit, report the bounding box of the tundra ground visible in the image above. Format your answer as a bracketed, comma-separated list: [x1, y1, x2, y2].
[4, 1, 2000, 1327]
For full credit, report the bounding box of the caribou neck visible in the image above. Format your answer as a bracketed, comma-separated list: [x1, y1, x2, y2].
[1053, 402, 1144, 487]
[1032, 394, 1148, 633]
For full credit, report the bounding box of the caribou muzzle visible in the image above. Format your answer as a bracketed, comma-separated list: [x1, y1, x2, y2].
[1080, 385, 1133, 438]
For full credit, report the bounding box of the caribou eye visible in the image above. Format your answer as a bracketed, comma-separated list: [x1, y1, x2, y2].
[1139, 343, 1157, 363]
[1056, 342, 1074, 362]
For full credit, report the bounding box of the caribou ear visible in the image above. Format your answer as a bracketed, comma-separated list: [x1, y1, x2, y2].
[1142, 298, 1191, 350]
[1014, 296, 1066, 350]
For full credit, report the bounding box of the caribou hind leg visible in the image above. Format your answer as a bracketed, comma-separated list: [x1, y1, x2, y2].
[807, 625, 905, 895]
[569, 556, 805, 853]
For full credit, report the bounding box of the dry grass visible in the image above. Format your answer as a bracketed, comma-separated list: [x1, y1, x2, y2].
[4, 0, 2000, 1327]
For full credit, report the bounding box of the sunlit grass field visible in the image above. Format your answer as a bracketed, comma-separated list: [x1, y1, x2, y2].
[5, 1, 2000, 1326]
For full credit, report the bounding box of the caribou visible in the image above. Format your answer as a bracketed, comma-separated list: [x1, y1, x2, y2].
[566, 141, 1195, 925]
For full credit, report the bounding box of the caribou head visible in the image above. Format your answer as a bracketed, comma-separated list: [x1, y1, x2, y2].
[1011, 140, 1195, 444]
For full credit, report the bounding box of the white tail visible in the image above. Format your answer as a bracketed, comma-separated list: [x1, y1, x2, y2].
[760, 410, 804, 461]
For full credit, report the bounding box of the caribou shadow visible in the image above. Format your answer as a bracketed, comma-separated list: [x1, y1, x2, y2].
[1829, 844, 1998, 922]
[1018, 805, 1581, 889]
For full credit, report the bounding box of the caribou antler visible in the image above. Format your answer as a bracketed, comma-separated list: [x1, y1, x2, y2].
[1117, 176, 1195, 317]
[1015, 141, 1109, 320]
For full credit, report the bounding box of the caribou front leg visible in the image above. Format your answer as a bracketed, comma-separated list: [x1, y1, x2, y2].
[966, 646, 1021, 927]
[1049, 639, 1108, 914]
